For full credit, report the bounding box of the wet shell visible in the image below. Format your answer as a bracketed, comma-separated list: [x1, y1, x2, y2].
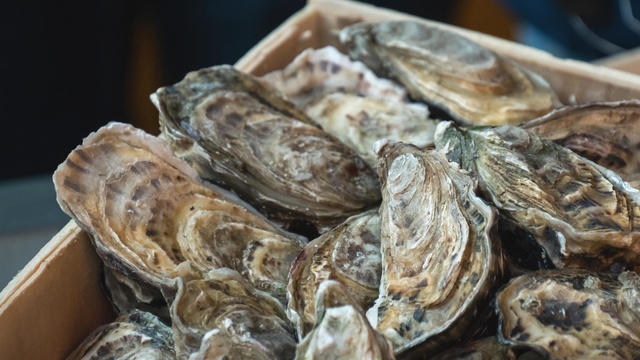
[67, 310, 175, 360]
[295, 280, 395, 360]
[340, 21, 559, 126]
[522, 100, 640, 188]
[373, 141, 501, 355]
[53, 123, 304, 304]
[434, 122, 640, 272]
[262, 46, 437, 168]
[497, 269, 640, 359]
[170, 268, 296, 360]
[432, 337, 548, 360]
[153, 65, 380, 233]
[287, 209, 381, 339]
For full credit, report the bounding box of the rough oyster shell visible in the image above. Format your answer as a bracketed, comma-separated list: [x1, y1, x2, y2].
[295, 280, 395, 360]
[522, 100, 640, 188]
[432, 337, 548, 360]
[497, 269, 640, 359]
[53, 123, 304, 304]
[373, 141, 501, 355]
[170, 268, 296, 360]
[287, 209, 381, 339]
[152, 65, 380, 233]
[434, 122, 640, 272]
[262, 46, 436, 168]
[67, 310, 175, 360]
[340, 21, 559, 126]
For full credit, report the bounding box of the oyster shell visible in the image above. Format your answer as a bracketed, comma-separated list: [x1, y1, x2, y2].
[340, 21, 559, 126]
[170, 268, 296, 360]
[373, 141, 501, 354]
[53, 123, 304, 304]
[432, 337, 548, 360]
[152, 65, 380, 233]
[287, 209, 381, 339]
[522, 100, 640, 188]
[67, 310, 175, 359]
[103, 266, 169, 321]
[434, 122, 640, 272]
[497, 269, 640, 359]
[295, 280, 395, 360]
[262, 46, 437, 168]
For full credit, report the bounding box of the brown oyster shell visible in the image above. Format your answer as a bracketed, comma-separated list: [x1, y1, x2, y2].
[434, 122, 640, 272]
[152, 65, 380, 233]
[522, 100, 640, 188]
[373, 141, 501, 355]
[170, 268, 296, 360]
[340, 21, 559, 126]
[67, 310, 175, 360]
[497, 269, 640, 359]
[53, 123, 303, 304]
[287, 209, 381, 339]
[295, 280, 395, 360]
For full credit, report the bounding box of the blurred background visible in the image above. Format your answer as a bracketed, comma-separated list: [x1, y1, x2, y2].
[2, 0, 640, 288]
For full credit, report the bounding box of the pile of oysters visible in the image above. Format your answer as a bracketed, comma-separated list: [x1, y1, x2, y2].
[54, 21, 640, 360]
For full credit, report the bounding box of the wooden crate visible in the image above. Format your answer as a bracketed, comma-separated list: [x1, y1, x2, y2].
[2, 0, 640, 358]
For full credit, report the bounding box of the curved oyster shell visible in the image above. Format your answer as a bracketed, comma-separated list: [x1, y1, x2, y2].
[152, 65, 380, 232]
[432, 337, 548, 360]
[67, 310, 175, 360]
[262, 46, 436, 168]
[434, 122, 640, 272]
[170, 268, 296, 360]
[373, 141, 501, 354]
[287, 209, 381, 339]
[497, 269, 640, 359]
[340, 21, 559, 126]
[103, 266, 169, 321]
[53, 123, 303, 304]
[522, 100, 640, 188]
[296, 280, 395, 360]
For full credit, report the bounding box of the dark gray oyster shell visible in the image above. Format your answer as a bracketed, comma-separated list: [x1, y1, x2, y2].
[287, 209, 381, 339]
[170, 268, 296, 360]
[103, 266, 169, 321]
[340, 21, 559, 126]
[295, 280, 395, 360]
[53, 123, 304, 305]
[522, 100, 640, 188]
[432, 337, 548, 360]
[152, 65, 381, 233]
[497, 269, 640, 359]
[66, 310, 174, 359]
[262, 46, 437, 168]
[434, 122, 640, 272]
[373, 141, 501, 355]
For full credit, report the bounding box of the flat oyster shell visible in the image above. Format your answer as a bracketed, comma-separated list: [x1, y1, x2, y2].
[295, 280, 395, 360]
[373, 141, 501, 355]
[522, 100, 640, 188]
[340, 21, 559, 126]
[262, 46, 436, 168]
[434, 122, 640, 272]
[170, 268, 296, 360]
[53, 123, 303, 304]
[497, 269, 640, 359]
[153, 65, 380, 233]
[432, 337, 548, 360]
[67, 310, 174, 359]
[287, 209, 381, 339]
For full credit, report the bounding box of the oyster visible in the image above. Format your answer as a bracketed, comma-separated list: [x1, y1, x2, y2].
[432, 337, 548, 360]
[170, 268, 296, 360]
[373, 141, 501, 354]
[434, 122, 640, 272]
[522, 100, 640, 188]
[53, 123, 304, 304]
[340, 21, 559, 126]
[287, 209, 381, 338]
[262, 46, 437, 168]
[296, 280, 395, 360]
[497, 269, 640, 359]
[153, 65, 380, 233]
[103, 266, 169, 321]
[67, 310, 175, 359]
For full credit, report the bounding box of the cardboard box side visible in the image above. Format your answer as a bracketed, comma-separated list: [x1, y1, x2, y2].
[0, 221, 114, 359]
